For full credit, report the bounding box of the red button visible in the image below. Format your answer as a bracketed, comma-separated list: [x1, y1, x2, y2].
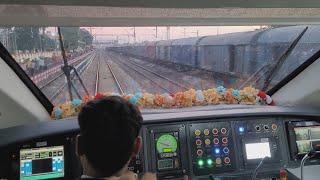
[213, 138, 219, 145]
[212, 128, 219, 135]
[221, 128, 227, 134]
[224, 157, 230, 164]
[196, 149, 203, 156]
[196, 139, 202, 146]
[222, 137, 228, 144]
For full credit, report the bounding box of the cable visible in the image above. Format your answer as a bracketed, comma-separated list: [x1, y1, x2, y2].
[300, 153, 310, 180]
[251, 156, 269, 180]
[300, 150, 320, 180]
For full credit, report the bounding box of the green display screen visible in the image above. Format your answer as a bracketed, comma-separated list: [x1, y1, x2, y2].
[163, 148, 172, 153]
[20, 146, 64, 180]
[156, 134, 178, 153]
[21, 172, 64, 180]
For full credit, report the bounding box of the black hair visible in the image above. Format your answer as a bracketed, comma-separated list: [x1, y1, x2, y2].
[78, 96, 142, 177]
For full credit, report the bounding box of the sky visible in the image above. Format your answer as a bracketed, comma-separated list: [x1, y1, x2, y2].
[46, 26, 265, 44]
[82, 26, 264, 44]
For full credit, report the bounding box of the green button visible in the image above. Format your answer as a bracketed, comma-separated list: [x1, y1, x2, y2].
[207, 158, 213, 166]
[198, 159, 204, 167]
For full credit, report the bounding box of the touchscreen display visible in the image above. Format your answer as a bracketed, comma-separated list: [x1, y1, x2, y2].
[20, 146, 64, 180]
[294, 126, 320, 154]
[245, 142, 271, 160]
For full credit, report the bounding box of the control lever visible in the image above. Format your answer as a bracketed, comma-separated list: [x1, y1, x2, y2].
[209, 174, 214, 180]
[300, 150, 320, 180]
[209, 174, 240, 179]
[251, 156, 269, 180]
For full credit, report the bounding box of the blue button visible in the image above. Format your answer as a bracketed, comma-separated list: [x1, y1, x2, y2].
[214, 148, 220, 154]
[223, 147, 229, 154]
[238, 126, 245, 133]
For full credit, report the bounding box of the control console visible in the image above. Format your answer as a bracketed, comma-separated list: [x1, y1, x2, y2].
[189, 122, 236, 176]
[128, 153, 143, 173]
[287, 120, 320, 160]
[233, 119, 283, 169]
[146, 124, 188, 179]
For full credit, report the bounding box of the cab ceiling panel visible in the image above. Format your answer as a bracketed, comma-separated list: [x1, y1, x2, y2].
[1, 0, 320, 8]
[1, 5, 320, 26]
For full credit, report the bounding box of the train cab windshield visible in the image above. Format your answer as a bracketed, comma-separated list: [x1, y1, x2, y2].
[1, 25, 319, 119]
[1, 4, 320, 180]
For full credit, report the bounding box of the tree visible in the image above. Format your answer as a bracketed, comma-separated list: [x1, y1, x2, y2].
[59, 27, 93, 51]
[12, 27, 58, 52]
[80, 28, 93, 46]
[14, 27, 40, 51]
[41, 35, 56, 51]
[60, 27, 80, 51]
[10, 27, 93, 52]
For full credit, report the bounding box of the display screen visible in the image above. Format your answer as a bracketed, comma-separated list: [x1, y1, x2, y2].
[245, 142, 271, 160]
[157, 159, 174, 170]
[294, 126, 320, 154]
[156, 134, 178, 154]
[20, 146, 64, 180]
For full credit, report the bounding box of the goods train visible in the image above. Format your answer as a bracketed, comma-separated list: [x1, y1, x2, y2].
[109, 25, 320, 79]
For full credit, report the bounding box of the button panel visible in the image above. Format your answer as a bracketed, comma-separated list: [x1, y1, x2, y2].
[190, 122, 235, 175]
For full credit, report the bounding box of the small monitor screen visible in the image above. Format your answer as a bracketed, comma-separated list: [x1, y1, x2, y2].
[294, 126, 320, 154]
[20, 146, 64, 180]
[245, 142, 271, 160]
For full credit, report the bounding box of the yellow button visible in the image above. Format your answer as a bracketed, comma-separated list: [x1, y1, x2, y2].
[205, 138, 211, 145]
[216, 158, 222, 165]
[204, 129, 210, 136]
[195, 129, 201, 136]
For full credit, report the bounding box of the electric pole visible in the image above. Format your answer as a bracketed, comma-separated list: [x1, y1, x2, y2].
[133, 27, 136, 43]
[155, 26, 158, 39]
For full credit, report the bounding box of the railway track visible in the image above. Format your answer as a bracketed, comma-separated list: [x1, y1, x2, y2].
[112, 51, 230, 89]
[109, 52, 189, 94]
[128, 60, 189, 90]
[105, 61, 125, 95]
[94, 58, 100, 95]
[41, 52, 96, 104]
[39, 53, 94, 90]
[94, 50, 125, 95]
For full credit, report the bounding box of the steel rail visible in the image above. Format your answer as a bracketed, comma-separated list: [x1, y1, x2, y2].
[94, 57, 101, 95]
[48, 53, 96, 102]
[110, 53, 173, 94]
[106, 61, 125, 95]
[127, 59, 189, 90]
[39, 53, 95, 89]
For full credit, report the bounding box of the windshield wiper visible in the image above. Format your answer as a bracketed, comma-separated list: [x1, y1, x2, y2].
[267, 40, 320, 95]
[57, 27, 89, 101]
[261, 26, 308, 91]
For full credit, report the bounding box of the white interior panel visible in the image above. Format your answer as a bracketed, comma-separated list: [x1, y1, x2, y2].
[0, 57, 50, 129]
[272, 58, 320, 108]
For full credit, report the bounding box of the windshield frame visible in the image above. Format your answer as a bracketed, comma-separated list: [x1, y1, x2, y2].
[267, 46, 320, 95]
[0, 41, 53, 113]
